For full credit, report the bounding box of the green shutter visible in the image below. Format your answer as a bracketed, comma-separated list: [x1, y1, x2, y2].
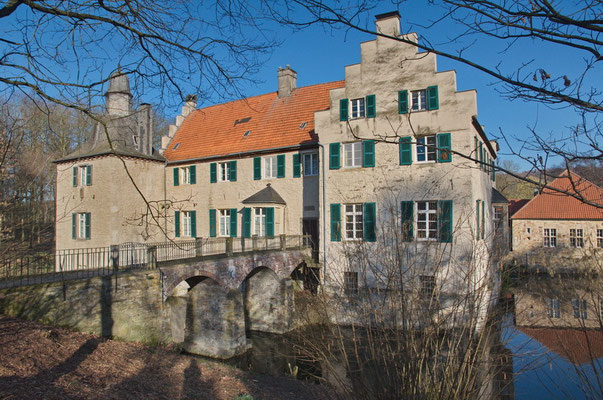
[399, 137, 412, 165]
[71, 213, 76, 239]
[86, 165, 92, 186]
[228, 160, 237, 182]
[476, 200, 480, 239]
[481, 200, 485, 240]
[210, 163, 217, 183]
[363, 202, 376, 242]
[437, 133, 452, 163]
[230, 208, 237, 237]
[330, 203, 341, 242]
[362, 140, 375, 168]
[174, 211, 180, 238]
[293, 154, 301, 178]
[242, 208, 251, 238]
[492, 161, 496, 182]
[73, 167, 77, 187]
[277, 154, 285, 178]
[366, 94, 376, 118]
[340, 98, 349, 121]
[266, 207, 275, 237]
[400, 201, 413, 241]
[190, 211, 197, 238]
[474, 136, 478, 164]
[209, 209, 216, 237]
[427, 85, 439, 110]
[398, 90, 408, 114]
[253, 157, 261, 180]
[173, 168, 179, 186]
[438, 200, 452, 243]
[85, 213, 91, 239]
[189, 165, 196, 184]
[329, 142, 340, 170]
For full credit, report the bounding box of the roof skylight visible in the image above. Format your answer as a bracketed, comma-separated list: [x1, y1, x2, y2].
[243, 130, 251, 137]
[299, 122, 307, 129]
[173, 143, 180, 150]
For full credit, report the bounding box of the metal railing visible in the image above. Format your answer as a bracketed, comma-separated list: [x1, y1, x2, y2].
[0, 235, 310, 288]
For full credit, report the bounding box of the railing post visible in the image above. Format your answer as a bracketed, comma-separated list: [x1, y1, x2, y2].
[195, 237, 203, 257]
[252, 236, 258, 251]
[226, 237, 233, 256]
[280, 234, 287, 250]
[110, 244, 119, 273]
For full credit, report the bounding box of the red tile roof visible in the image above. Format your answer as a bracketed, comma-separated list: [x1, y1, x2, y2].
[511, 172, 603, 220]
[164, 81, 345, 162]
[518, 326, 603, 365]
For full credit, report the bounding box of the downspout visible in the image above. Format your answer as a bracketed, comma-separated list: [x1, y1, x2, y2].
[318, 143, 327, 287]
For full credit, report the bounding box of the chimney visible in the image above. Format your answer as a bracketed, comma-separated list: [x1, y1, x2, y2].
[375, 11, 401, 37]
[105, 69, 133, 117]
[137, 103, 153, 155]
[278, 65, 297, 98]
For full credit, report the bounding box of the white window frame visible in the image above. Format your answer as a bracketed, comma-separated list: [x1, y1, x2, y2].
[411, 89, 427, 111]
[264, 155, 277, 179]
[546, 297, 560, 318]
[77, 212, 87, 239]
[344, 204, 364, 240]
[543, 228, 557, 248]
[79, 165, 90, 186]
[416, 201, 438, 241]
[218, 162, 230, 182]
[182, 211, 192, 237]
[253, 207, 266, 237]
[219, 209, 231, 237]
[350, 98, 365, 119]
[344, 271, 359, 294]
[415, 135, 437, 163]
[302, 152, 319, 176]
[180, 167, 191, 185]
[343, 142, 362, 168]
[598, 229, 603, 248]
[570, 228, 584, 248]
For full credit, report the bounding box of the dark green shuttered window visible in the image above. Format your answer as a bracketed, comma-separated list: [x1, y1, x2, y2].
[190, 211, 197, 238]
[230, 208, 237, 237]
[476, 200, 481, 239]
[362, 140, 375, 168]
[437, 133, 452, 163]
[189, 165, 196, 184]
[84, 213, 91, 239]
[253, 157, 261, 180]
[210, 163, 217, 183]
[228, 161, 237, 182]
[400, 201, 413, 241]
[293, 154, 301, 178]
[73, 167, 78, 187]
[266, 207, 275, 237]
[174, 211, 180, 238]
[399, 137, 412, 165]
[209, 209, 216, 237]
[330, 204, 341, 242]
[86, 165, 92, 186]
[427, 86, 439, 110]
[277, 154, 285, 178]
[481, 201, 485, 240]
[71, 213, 76, 239]
[363, 202, 376, 242]
[438, 200, 453, 243]
[398, 90, 408, 114]
[173, 168, 179, 186]
[329, 143, 340, 170]
[366, 95, 376, 118]
[340, 99, 348, 121]
[242, 208, 251, 238]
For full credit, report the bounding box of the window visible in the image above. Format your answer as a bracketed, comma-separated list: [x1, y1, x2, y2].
[416, 135, 437, 163]
[73, 165, 92, 187]
[417, 201, 438, 240]
[598, 229, 603, 248]
[411, 89, 427, 111]
[302, 153, 319, 176]
[572, 298, 587, 319]
[526, 227, 531, 234]
[350, 98, 365, 119]
[264, 156, 278, 178]
[345, 204, 364, 240]
[175, 165, 196, 185]
[218, 162, 230, 182]
[546, 298, 560, 318]
[254, 208, 266, 236]
[543, 228, 557, 248]
[570, 228, 584, 248]
[181, 167, 190, 184]
[494, 206, 503, 229]
[420, 275, 436, 299]
[182, 211, 192, 237]
[343, 142, 362, 168]
[219, 209, 231, 237]
[344, 271, 358, 294]
[72, 212, 90, 240]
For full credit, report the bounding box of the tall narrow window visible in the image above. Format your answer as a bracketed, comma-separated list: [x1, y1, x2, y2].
[543, 228, 557, 248]
[254, 208, 267, 236]
[546, 298, 560, 318]
[218, 162, 230, 182]
[411, 89, 427, 111]
[343, 142, 362, 168]
[570, 228, 584, 248]
[219, 209, 231, 237]
[182, 211, 192, 237]
[264, 156, 278, 178]
[345, 204, 364, 240]
[598, 229, 603, 248]
[416, 136, 437, 162]
[302, 153, 319, 176]
[181, 167, 190, 184]
[572, 299, 587, 319]
[420, 275, 436, 300]
[350, 98, 365, 119]
[78, 213, 87, 239]
[494, 206, 503, 229]
[344, 271, 359, 294]
[417, 201, 438, 240]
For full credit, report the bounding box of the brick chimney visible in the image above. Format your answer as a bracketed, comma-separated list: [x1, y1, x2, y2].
[277, 65, 297, 98]
[375, 11, 401, 37]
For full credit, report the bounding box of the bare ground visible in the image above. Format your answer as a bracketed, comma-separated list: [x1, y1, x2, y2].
[0, 316, 328, 400]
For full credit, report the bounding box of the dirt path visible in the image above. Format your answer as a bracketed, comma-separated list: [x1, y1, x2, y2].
[0, 316, 327, 400]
